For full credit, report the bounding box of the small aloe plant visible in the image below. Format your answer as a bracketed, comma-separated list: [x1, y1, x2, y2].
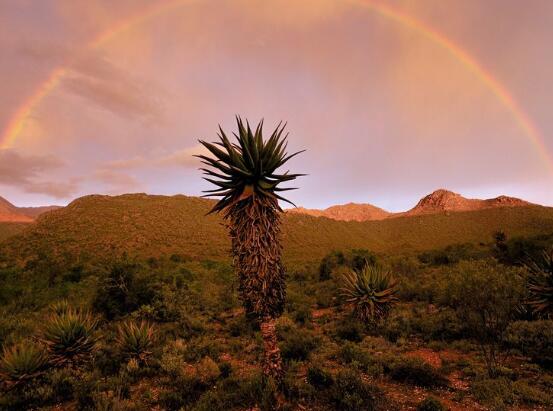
[116, 320, 155, 365]
[341, 262, 399, 323]
[0, 340, 48, 389]
[41, 309, 99, 367]
[526, 247, 553, 317]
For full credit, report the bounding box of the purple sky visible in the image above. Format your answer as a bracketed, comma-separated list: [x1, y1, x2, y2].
[1, 0, 552, 211]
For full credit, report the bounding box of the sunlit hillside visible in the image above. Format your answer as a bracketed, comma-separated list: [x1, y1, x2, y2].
[1, 193, 553, 266]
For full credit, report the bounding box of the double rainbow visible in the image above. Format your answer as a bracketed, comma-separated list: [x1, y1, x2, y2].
[1, 0, 551, 176]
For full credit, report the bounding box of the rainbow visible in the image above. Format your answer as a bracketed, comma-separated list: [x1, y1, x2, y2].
[2, 0, 552, 176]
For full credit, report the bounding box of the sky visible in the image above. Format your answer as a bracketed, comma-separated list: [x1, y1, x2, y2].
[1, 0, 552, 211]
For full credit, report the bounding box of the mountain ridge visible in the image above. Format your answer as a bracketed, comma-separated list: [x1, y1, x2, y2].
[0, 196, 61, 222]
[1, 192, 552, 264]
[287, 189, 533, 221]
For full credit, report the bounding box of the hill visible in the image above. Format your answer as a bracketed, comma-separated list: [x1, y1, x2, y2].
[399, 189, 531, 217]
[287, 203, 390, 221]
[2, 193, 553, 264]
[288, 189, 534, 221]
[0, 195, 61, 222]
[0, 196, 33, 222]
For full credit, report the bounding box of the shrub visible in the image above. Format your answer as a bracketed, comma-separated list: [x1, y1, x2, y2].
[471, 378, 515, 409]
[512, 380, 552, 406]
[417, 396, 446, 411]
[306, 365, 333, 389]
[183, 336, 222, 362]
[218, 361, 232, 378]
[116, 320, 155, 365]
[192, 373, 276, 411]
[319, 251, 345, 281]
[93, 261, 159, 319]
[328, 368, 382, 411]
[279, 327, 319, 361]
[350, 249, 378, 272]
[334, 317, 364, 342]
[338, 342, 372, 370]
[196, 356, 221, 384]
[318, 249, 378, 281]
[440, 260, 525, 377]
[41, 309, 98, 367]
[505, 320, 553, 366]
[388, 357, 448, 388]
[0, 340, 48, 389]
[291, 305, 312, 325]
[418, 243, 485, 266]
[341, 263, 398, 323]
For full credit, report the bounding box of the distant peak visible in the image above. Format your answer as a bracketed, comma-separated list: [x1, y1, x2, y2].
[415, 189, 463, 207]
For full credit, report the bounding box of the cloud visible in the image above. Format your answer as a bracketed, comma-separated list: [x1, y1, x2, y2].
[101, 144, 208, 171]
[63, 53, 165, 122]
[0, 149, 78, 198]
[17, 42, 165, 123]
[92, 169, 143, 194]
[156, 145, 209, 168]
[23, 181, 79, 198]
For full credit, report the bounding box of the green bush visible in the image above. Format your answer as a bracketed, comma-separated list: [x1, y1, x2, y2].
[93, 261, 159, 319]
[471, 377, 515, 409]
[279, 326, 319, 361]
[335, 317, 364, 342]
[388, 357, 448, 388]
[418, 243, 485, 266]
[192, 374, 276, 411]
[338, 342, 372, 370]
[306, 365, 333, 389]
[417, 396, 446, 411]
[440, 260, 525, 377]
[328, 368, 382, 411]
[318, 249, 378, 281]
[505, 320, 553, 366]
[512, 379, 552, 406]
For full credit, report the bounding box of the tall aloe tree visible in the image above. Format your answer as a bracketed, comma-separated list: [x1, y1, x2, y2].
[197, 117, 303, 380]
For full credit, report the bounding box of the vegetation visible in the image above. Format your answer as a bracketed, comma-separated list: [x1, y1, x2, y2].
[0, 223, 28, 243]
[1, 195, 553, 266]
[115, 320, 155, 365]
[41, 308, 98, 367]
[340, 263, 398, 323]
[526, 246, 553, 316]
[440, 261, 525, 377]
[1, 187, 553, 408]
[0, 340, 48, 389]
[198, 117, 303, 381]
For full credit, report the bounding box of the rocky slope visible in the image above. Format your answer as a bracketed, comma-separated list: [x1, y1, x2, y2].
[399, 189, 531, 217]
